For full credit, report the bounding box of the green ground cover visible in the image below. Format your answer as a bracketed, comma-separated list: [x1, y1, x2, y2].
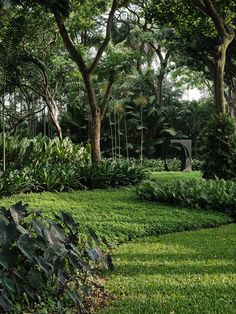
[150, 171, 201, 180]
[0, 183, 231, 244]
[99, 224, 236, 314]
[1, 171, 234, 313]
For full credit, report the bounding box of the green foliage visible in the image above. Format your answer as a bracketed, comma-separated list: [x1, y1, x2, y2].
[137, 176, 236, 216]
[77, 159, 146, 189]
[123, 158, 202, 172]
[0, 158, 145, 196]
[0, 135, 91, 169]
[0, 202, 111, 313]
[0, 179, 231, 245]
[201, 114, 236, 179]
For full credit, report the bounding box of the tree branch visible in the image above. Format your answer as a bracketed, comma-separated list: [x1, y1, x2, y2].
[88, 0, 119, 74]
[8, 104, 47, 135]
[193, 0, 227, 36]
[52, 7, 88, 76]
[19, 84, 46, 99]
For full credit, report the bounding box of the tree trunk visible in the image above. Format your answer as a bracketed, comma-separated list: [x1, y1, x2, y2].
[84, 75, 101, 162]
[157, 74, 164, 107]
[214, 34, 234, 114]
[91, 109, 101, 162]
[46, 97, 62, 139]
[52, 5, 118, 163]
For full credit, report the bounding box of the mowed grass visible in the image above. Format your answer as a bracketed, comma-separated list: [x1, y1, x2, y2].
[150, 171, 202, 180]
[99, 224, 236, 314]
[0, 174, 231, 244]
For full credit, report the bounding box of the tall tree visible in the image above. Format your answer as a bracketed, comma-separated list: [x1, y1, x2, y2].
[26, 0, 126, 162]
[148, 0, 236, 114]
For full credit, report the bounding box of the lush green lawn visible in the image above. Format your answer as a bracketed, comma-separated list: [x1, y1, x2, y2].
[1, 171, 234, 313]
[150, 171, 202, 180]
[0, 184, 231, 244]
[99, 224, 236, 314]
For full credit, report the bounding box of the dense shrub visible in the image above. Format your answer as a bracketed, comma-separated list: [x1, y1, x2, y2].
[77, 160, 145, 189]
[137, 177, 236, 216]
[141, 158, 180, 172]
[114, 158, 202, 172]
[0, 202, 112, 313]
[201, 114, 236, 179]
[0, 135, 91, 169]
[0, 159, 145, 196]
[192, 159, 203, 171]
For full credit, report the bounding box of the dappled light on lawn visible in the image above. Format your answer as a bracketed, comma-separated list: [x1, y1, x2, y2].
[100, 225, 236, 314]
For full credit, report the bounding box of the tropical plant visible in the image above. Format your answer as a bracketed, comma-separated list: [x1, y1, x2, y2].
[137, 177, 236, 216]
[201, 114, 236, 179]
[0, 135, 91, 169]
[77, 159, 146, 189]
[0, 202, 112, 313]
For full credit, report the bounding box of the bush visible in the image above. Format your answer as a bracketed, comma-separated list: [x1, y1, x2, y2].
[0, 159, 145, 197]
[141, 158, 180, 172]
[0, 135, 91, 169]
[201, 114, 236, 179]
[137, 177, 236, 216]
[0, 202, 112, 313]
[192, 159, 203, 171]
[126, 158, 202, 172]
[77, 159, 146, 189]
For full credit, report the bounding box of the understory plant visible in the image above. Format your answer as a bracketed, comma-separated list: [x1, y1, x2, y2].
[77, 159, 145, 189]
[201, 114, 236, 179]
[116, 158, 202, 172]
[0, 135, 91, 169]
[0, 159, 145, 196]
[137, 177, 236, 216]
[0, 202, 112, 313]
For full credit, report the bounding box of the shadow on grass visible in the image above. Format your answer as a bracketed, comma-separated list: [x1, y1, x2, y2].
[99, 225, 236, 314]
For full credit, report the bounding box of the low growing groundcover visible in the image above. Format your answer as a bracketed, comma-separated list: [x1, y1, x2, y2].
[0, 186, 232, 244]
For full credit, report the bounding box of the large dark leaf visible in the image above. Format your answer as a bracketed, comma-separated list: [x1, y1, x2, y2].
[68, 290, 82, 306]
[57, 269, 69, 285]
[10, 202, 28, 225]
[86, 247, 103, 261]
[0, 213, 9, 224]
[32, 219, 46, 238]
[1, 247, 19, 269]
[17, 234, 35, 261]
[0, 274, 15, 293]
[43, 226, 66, 245]
[0, 293, 12, 312]
[88, 227, 99, 245]
[61, 212, 78, 232]
[27, 270, 42, 289]
[35, 256, 53, 275]
[0, 221, 7, 246]
[6, 222, 18, 242]
[50, 225, 66, 243]
[106, 254, 114, 271]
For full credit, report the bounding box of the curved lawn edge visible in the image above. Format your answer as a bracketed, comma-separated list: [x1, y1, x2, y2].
[0, 184, 234, 313]
[98, 224, 236, 314]
[0, 187, 232, 245]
